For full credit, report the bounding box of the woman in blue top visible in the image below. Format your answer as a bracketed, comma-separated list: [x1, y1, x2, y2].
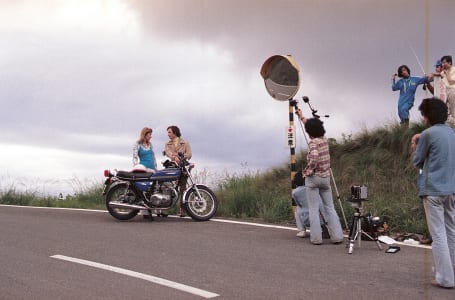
[133, 127, 157, 172]
[392, 65, 432, 125]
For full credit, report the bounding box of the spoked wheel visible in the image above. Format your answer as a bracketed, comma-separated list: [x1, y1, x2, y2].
[183, 185, 218, 221]
[106, 183, 139, 220]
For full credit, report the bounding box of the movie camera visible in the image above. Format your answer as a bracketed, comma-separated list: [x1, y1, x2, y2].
[350, 185, 368, 201]
[347, 185, 386, 254]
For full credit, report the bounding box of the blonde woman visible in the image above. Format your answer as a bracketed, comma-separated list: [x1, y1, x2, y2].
[133, 127, 157, 172]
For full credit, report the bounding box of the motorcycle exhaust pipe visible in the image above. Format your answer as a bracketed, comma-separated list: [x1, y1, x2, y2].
[108, 202, 147, 210]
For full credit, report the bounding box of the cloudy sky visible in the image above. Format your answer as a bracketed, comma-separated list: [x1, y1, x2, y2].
[1, 0, 454, 195]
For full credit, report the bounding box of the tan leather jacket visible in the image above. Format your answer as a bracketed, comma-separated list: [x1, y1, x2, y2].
[164, 138, 192, 161]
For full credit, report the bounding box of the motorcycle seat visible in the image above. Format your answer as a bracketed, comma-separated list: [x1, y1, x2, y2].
[116, 170, 154, 180]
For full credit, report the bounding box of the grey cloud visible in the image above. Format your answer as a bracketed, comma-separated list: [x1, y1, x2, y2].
[1, 0, 454, 191]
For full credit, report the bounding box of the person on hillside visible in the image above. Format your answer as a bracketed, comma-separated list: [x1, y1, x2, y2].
[440, 55, 455, 125]
[425, 60, 446, 102]
[164, 125, 192, 217]
[296, 109, 344, 245]
[292, 170, 328, 238]
[133, 127, 157, 172]
[411, 97, 455, 289]
[392, 65, 432, 126]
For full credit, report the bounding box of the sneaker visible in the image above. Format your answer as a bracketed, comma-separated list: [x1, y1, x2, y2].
[430, 279, 454, 289]
[296, 231, 306, 238]
[311, 240, 323, 245]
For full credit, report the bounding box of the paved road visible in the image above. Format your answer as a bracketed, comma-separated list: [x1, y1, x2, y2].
[0, 205, 453, 299]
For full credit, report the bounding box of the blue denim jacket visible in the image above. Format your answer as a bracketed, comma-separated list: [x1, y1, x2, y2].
[413, 124, 455, 196]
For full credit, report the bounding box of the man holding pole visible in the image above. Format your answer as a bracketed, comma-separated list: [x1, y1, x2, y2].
[392, 65, 432, 126]
[296, 109, 344, 245]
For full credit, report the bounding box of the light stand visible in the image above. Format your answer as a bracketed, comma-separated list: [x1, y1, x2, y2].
[260, 56, 347, 233]
[260, 55, 300, 209]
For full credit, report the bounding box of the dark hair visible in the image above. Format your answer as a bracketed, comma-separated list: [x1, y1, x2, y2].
[418, 97, 448, 125]
[167, 125, 181, 137]
[304, 118, 326, 138]
[292, 170, 305, 187]
[441, 55, 453, 65]
[397, 65, 410, 78]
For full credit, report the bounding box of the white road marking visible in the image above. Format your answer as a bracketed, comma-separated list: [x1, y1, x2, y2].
[0, 204, 103, 213]
[209, 218, 296, 231]
[50, 255, 219, 299]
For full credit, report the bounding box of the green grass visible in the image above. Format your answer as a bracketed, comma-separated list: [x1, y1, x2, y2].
[0, 121, 445, 235]
[0, 179, 105, 210]
[215, 170, 292, 223]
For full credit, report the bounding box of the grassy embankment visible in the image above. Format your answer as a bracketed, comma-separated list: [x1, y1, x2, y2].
[0, 122, 435, 235]
[216, 122, 430, 235]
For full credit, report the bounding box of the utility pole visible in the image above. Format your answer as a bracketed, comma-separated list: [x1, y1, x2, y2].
[288, 101, 297, 206]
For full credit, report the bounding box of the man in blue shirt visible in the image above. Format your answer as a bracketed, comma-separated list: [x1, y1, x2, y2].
[392, 65, 432, 125]
[412, 97, 455, 289]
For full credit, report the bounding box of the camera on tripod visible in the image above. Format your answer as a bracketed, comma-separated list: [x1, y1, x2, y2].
[349, 185, 368, 202]
[346, 184, 386, 254]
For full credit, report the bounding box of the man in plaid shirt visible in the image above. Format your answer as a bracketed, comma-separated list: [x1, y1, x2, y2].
[297, 109, 344, 245]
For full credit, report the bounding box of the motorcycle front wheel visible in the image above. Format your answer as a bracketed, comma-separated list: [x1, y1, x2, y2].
[183, 185, 218, 221]
[106, 183, 140, 221]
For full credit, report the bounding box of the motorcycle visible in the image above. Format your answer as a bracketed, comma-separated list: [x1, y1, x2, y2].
[103, 153, 218, 221]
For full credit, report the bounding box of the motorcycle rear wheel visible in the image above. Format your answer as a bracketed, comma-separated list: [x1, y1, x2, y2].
[106, 183, 140, 220]
[183, 185, 218, 221]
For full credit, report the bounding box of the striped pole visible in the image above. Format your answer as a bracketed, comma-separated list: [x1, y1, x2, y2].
[289, 101, 297, 208]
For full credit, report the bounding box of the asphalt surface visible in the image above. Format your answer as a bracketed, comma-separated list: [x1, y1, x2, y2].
[0, 205, 453, 300]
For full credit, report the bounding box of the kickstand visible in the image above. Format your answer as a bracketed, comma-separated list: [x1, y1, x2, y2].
[147, 209, 154, 221]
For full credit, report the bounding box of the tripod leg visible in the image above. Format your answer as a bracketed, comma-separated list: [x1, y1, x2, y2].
[330, 168, 349, 231]
[360, 231, 383, 251]
[348, 216, 358, 254]
[375, 239, 383, 250]
[356, 218, 362, 248]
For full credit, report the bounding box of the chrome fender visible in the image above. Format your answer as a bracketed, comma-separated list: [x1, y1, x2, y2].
[104, 180, 128, 195]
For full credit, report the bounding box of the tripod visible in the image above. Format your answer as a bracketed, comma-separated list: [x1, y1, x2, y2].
[347, 199, 382, 254]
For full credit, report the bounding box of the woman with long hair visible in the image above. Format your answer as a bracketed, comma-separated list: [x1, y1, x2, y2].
[132, 127, 157, 172]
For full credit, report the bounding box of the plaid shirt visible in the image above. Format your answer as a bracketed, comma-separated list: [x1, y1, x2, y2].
[304, 137, 331, 177]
